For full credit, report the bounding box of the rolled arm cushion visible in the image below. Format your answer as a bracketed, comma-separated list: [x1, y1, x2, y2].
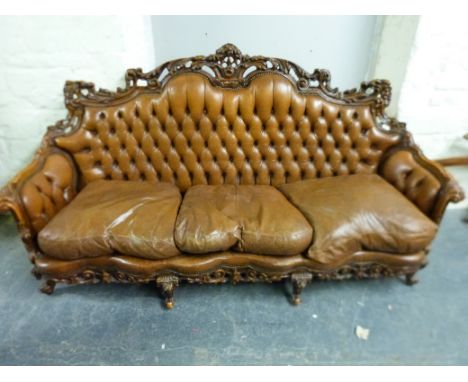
[1, 150, 78, 235]
[379, 149, 464, 222]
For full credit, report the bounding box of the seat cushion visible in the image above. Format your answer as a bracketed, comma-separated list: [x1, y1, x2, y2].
[38, 180, 182, 260]
[174, 185, 313, 255]
[279, 174, 438, 264]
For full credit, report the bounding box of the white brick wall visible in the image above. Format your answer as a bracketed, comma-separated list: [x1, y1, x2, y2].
[397, 15, 468, 209]
[0, 16, 154, 185]
[398, 15, 468, 159]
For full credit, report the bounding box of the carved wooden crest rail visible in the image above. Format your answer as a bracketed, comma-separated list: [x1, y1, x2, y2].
[64, 43, 392, 116]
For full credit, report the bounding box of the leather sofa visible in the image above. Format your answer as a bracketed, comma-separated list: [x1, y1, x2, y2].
[0, 43, 464, 309]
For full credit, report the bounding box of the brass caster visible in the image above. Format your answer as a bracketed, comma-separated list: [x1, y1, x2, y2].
[40, 279, 56, 295]
[290, 272, 312, 306]
[165, 300, 174, 310]
[405, 273, 418, 286]
[292, 295, 302, 306]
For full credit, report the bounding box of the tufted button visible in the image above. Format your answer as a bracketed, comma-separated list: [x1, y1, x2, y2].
[55, 73, 393, 193]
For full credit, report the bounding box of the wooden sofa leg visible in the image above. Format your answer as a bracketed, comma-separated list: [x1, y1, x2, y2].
[291, 272, 313, 306]
[40, 279, 56, 295]
[156, 275, 179, 309]
[405, 272, 418, 286]
[31, 267, 42, 280]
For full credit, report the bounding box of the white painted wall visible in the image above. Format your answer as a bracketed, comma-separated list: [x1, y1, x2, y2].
[0, 16, 155, 185]
[370, 16, 419, 117]
[151, 16, 379, 91]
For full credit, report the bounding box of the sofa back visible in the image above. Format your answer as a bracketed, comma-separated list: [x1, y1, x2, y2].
[55, 73, 401, 192]
[52, 44, 402, 192]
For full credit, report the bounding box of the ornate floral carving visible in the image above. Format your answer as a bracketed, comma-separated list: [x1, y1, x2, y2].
[182, 267, 288, 285]
[63, 43, 393, 118]
[343, 79, 392, 115]
[47, 116, 80, 137]
[36, 262, 422, 307]
[63, 80, 128, 111]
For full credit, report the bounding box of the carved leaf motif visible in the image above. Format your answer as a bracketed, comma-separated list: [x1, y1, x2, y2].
[63, 43, 392, 118]
[37, 263, 420, 290]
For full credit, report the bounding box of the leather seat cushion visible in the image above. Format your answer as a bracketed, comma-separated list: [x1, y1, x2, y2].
[279, 174, 438, 264]
[174, 185, 313, 255]
[38, 180, 182, 260]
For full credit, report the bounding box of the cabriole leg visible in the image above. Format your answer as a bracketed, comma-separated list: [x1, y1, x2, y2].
[40, 279, 56, 295]
[291, 272, 313, 305]
[156, 275, 179, 309]
[31, 267, 42, 280]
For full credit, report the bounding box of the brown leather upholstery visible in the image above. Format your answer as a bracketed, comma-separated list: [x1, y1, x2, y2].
[379, 149, 441, 215]
[35, 251, 429, 278]
[20, 152, 77, 232]
[174, 184, 313, 255]
[38, 180, 181, 260]
[55, 73, 400, 192]
[279, 174, 438, 264]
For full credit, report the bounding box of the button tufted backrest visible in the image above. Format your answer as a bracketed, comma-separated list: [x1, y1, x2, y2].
[55, 73, 400, 192]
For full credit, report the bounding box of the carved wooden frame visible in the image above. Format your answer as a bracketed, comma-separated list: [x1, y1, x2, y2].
[0, 43, 464, 308]
[37, 263, 423, 309]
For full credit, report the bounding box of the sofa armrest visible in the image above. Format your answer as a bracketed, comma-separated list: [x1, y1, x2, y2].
[0, 148, 78, 242]
[379, 147, 465, 223]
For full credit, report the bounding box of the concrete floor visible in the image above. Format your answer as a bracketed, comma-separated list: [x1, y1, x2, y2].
[0, 209, 467, 365]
